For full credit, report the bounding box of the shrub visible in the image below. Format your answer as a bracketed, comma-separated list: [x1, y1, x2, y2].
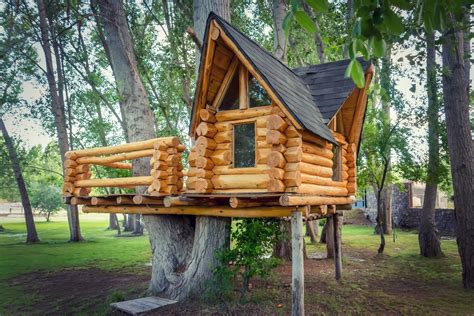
[30, 184, 64, 221]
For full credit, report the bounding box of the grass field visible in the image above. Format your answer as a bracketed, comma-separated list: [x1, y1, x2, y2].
[1, 214, 473, 315]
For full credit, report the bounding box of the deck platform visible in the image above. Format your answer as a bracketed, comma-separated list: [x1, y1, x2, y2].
[110, 296, 177, 315]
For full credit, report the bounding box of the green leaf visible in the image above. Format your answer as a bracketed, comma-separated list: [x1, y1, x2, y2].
[356, 39, 369, 60]
[383, 9, 404, 35]
[306, 0, 329, 13]
[352, 18, 362, 37]
[294, 11, 316, 33]
[283, 11, 293, 38]
[346, 59, 365, 88]
[372, 37, 386, 58]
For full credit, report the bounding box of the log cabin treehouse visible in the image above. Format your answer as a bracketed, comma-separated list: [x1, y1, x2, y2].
[63, 12, 373, 217]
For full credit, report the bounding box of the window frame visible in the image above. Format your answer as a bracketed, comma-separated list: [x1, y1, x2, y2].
[332, 145, 343, 182]
[231, 121, 257, 169]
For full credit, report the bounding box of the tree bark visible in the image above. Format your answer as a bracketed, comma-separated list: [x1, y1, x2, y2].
[441, 20, 474, 289]
[272, 0, 288, 65]
[306, 221, 317, 243]
[419, 32, 443, 258]
[98, 0, 231, 300]
[302, 3, 326, 63]
[36, 0, 82, 242]
[273, 221, 292, 261]
[0, 118, 39, 243]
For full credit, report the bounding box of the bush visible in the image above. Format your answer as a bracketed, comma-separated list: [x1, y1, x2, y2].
[30, 184, 64, 221]
[214, 219, 281, 300]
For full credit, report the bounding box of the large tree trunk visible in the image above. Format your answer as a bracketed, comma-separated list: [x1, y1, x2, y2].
[302, 3, 326, 63]
[441, 21, 474, 289]
[325, 217, 335, 258]
[98, 0, 231, 300]
[0, 118, 39, 243]
[36, 0, 82, 242]
[306, 221, 318, 243]
[272, 0, 288, 64]
[380, 47, 392, 235]
[419, 32, 443, 258]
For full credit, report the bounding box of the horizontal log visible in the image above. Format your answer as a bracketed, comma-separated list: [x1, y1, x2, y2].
[70, 197, 90, 205]
[75, 164, 90, 173]
[266, 130, 287, 144]
[215, 117, 266, 132]
[297, 184, 348, 196]
[152, 161, 168, 171]
[286, 137, 302, 147]
[152, 150, 169, 161]
[71, 137, 179, 157]
[302, 143, 333, 159]
[65, 151, 78, 160]
[256, 147, 272, 164]
[150, 170, 169, 180]
[72, 187, 91, 196]
[186, 176, 197, 190]
[215, 106, 273, 121]
[195, 169, 214, 179]
[301, 173, 347, 187]
[300, 162, 333, 178]
[267, 179, 285, 192]
[211, 174, 268, 189]
[267, 151, 286, 168]
[347, 182, 357, 193]
[302, 131, 329, 147]
[83, 205, 299, 218]
[76, 149, 154, 165]
[75, 176, 153, 188]
[148, 180, 168, 192]
[266, 114, 288, 132]
[199, 108, 216, 123]
[267, 168, 285, 180]
[195, 178, 213, 192]
[212, 164, 269, 175]
[272, 144, 286, 153]
[279, 194, 354, 206]
[284, 147, 302, 163]
[284, 171, 301, 187]
[133, 195, 164, 205]
[196, 136, 217, 150]
[195, 157, 215, 170]
[214, 130, 232, 143]
[116, 196, 134, 204]
[196, 122, 218, 137]
[333, 132, 347, 144]
[188, 151, 198, 167]
[165, 185, 178, 194]
[64, 159, 77, 168]
[301, 153, 333, 167]
[177, 144, 185, 152]
[229, 197, 280, 208]
[284, 125, 300, 138]
[215, 143, 231, 150]
[210, 150, 231, 166]
[164, 196, 219, 207]
[91, 197, 117, 206]
[75, 173, 91, 181]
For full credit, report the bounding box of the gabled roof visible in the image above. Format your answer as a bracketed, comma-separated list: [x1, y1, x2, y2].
[293, 58, 372, 123]
[192, 13, 373, 144]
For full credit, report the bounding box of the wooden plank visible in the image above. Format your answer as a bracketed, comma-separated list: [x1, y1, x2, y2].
[76, 149, 154, 165]
[83, 205, 300, 218]
[111, 296, 177, 315]
[239, 65, 249, 109]
[333, 213, 343, 281]
[291, 210, 304, 316]
[212, 56, 239, 109]
[279, 194, 354, 206]
[75, 176, 153, 188]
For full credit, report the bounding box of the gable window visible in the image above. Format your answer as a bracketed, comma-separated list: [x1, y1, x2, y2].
[217, 64, 271, 111]
[332, 145, 342, 181]
[233, 123, 256, 168]
[249, 74, 271, 107]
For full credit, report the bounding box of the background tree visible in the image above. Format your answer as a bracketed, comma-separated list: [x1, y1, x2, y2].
[30, 184, 64, 222]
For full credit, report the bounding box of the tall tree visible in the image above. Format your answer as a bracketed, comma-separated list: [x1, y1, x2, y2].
[272, 0, 288, 64]
[441, 16, 473, 288]
[418, 32, 443, 258]
[97, 0, 230, 300]
[0, 118, 39, 243]
[35, 0, 83, 241]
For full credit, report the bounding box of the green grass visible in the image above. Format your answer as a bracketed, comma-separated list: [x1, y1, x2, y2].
[1, 217, 473, 315]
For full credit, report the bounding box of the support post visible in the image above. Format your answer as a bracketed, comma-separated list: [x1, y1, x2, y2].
[291, 209, 304, 316]
[333, 213, 342, 280]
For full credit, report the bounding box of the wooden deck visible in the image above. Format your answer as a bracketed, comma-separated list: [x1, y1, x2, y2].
[110, 296, 177, 315]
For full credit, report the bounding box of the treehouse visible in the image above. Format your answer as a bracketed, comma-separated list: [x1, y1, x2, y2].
[62, 12, 373, 216]
[61, 13, 373, 315]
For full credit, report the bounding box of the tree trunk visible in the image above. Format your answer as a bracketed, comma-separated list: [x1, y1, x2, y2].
[109, 214, 118, 230]
[320, 220, 327, 243]
[272, 0, 288, 64]
[376, 190, 386, 254]
[98, 0, 231, 300]
[36, 0, 82, 242]
[273, 221, 292, 261]
[380, 47, 392, 235]
[302, 3, 326, 63]
[419, 32, 443, 258]
[306, 221, 317, 243]
[0, 118, 39, 243]
[441, 21, 474, 289]
[326, 217, 334, 258]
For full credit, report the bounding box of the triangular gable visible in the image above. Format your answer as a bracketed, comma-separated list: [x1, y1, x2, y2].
[191, 13, 335, 144]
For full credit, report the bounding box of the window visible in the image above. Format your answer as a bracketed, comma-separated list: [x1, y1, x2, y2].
[233, 123, 256, 168]
[219, 71, 240, 111]
[249, 75, 271, 107]
[332, 146, 342, 181]
[218, 65, 271, 111]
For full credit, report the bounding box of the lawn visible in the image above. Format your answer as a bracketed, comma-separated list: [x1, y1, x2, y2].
[1, 214, 473, 315]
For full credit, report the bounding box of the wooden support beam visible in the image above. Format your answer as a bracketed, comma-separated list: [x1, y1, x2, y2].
[70, 197, 91, 205]
[76, 149, 154, 165]
[133, 195, 164, 205]
[82, 205, 300, 218]
[91, 197, 118, 206]
[333, 213, 342, 281]
[239, 65, 249, 110]
[116, 196, 134, 204]
[291, 209, 304, 316]
[279, 194, 354, 206]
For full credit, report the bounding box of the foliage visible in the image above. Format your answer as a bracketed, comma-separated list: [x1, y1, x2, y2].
[214, 219, 281, 298]
[29, 184, 64, 222]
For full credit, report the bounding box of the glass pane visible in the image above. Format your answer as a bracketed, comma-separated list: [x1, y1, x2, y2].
[219, 71, 240, 111]
[233, 123, 256, 168]
[249, 75, 271, 107]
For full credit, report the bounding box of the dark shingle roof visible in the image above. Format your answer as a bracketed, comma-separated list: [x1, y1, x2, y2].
[293, 58, 372, 122]
[208, 13, 335, 143]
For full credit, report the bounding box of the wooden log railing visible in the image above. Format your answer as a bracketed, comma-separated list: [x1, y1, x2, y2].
[62, 137, 185, 197]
